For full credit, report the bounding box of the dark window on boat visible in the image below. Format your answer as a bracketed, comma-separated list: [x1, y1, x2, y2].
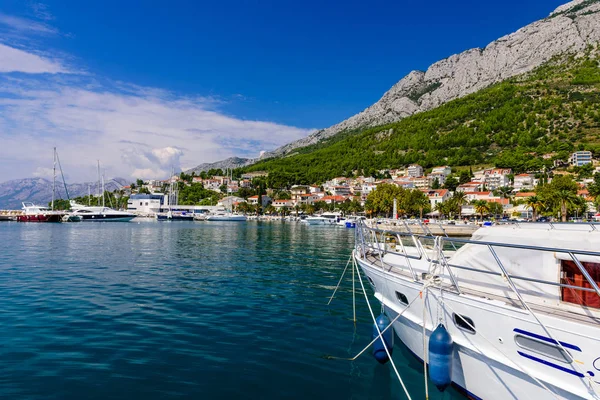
[561, 260, 600, 308]
[453, 313, 475, 334]
[366, 276, 375, 287]
[514, 335, 571, 363]
[395, 291, 408, 305]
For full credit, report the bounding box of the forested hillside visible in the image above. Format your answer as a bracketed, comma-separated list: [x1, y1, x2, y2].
[241, 49, 600, 186]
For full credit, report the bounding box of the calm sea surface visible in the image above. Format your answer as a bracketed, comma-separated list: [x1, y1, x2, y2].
[0, 221, 461, 399]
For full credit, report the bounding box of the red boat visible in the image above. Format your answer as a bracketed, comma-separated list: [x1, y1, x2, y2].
[17, 202, 66, 223]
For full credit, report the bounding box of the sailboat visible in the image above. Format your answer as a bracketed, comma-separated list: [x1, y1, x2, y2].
[17, 148, 68, 222]
[69, 161, 136, 222]
[156, 170, 194, 221]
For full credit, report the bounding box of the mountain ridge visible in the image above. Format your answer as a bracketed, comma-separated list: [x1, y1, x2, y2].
[0, 177, 128, 210]
[253, 0, 600, 159]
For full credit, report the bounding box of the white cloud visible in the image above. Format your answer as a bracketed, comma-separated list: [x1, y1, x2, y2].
[32, 166, 54, 178]
[0, 76, 314, 182]
[0, 13, 57, 35]
[0, 43, 68, 73]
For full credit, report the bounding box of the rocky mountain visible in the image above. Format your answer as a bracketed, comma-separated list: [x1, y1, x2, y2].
[0, 177, 128, 210]
[185, 157, 251, 175]
[259, 0, 600, 159]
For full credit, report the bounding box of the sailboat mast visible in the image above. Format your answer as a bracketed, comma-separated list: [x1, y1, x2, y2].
[88, 184, 91, 205]
[97, 160, 100, 206]
[101, 173, 105, 208]
[56, 150, 70, 201]
[52, 147, 56, 210]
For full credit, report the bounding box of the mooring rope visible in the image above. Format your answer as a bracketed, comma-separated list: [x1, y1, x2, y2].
[353, 254, 413, 400]
[325, 291, 420, 361]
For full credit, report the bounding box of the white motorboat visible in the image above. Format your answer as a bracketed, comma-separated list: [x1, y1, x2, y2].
[70, 203, 135, 222]
[17, 202, 66, 222]
[351, 221, 600, 400]
[205, 212, 246, 221]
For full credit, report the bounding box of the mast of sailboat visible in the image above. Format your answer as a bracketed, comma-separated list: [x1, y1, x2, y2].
[97, 160, 101, 206]
[88, 184, 91, 205]
[55, 149, 70, 201]
[101, 173, 105, 208]
[52, 147, 57, 211]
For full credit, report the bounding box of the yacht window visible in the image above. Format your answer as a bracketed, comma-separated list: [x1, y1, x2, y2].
[395, 291, 408, 305]
[514, 335, 571, 363]
[453, 313, 475, 334]
[561, 260, 600, 308]
[366, 276, 375, 287]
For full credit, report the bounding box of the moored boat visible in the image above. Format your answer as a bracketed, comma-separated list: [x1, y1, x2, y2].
[156, 211, 194, 221]
[70, 204, 135, 222]
[351, 221, 600, 400]
[17, 202, 66, 222]
[205, 212, 247, 221]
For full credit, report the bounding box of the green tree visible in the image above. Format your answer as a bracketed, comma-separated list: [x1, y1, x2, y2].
[537, 175, 579, 222]
[365, 183, 405, 217]
[452, 191, 467, 220]
[472, 200, 490, 221]
[526, 195, 544, 222]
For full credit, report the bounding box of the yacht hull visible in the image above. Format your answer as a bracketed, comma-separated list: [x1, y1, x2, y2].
[17, 214, 64, 222]
[356, 254, 595, 400]
[205, 216, 246, 221]
[78, 215, 135, 222]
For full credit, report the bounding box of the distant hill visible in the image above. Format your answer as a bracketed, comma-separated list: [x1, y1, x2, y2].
[242, 51, 600, 184]
[186, 157, 252, 175]
[257, 0, 600, 159]
[0, 177, 128, 210]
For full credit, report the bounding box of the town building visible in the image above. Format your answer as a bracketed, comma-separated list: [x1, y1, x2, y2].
[428, 173, 446, 187]
[413, 176, 431, 190]
[513, 174, 535, 192]
[431, 166, 452, 176]
[422, 189, 451, 209]
[248, 195, 272, 207]
[127, 194, 164, 214]
[482, 168, 512, 190]
[218, 196, 246, 210]
[407, 164, 424, 178]
[570, 151, 593, 166]
[272, 199, 294, 210]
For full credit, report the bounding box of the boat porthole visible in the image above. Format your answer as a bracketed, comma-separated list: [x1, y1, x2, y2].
[395, 291, 408, 305]
[366, 276, 375, 288]
[452, 313, 476, 334]
[498, 337, 503, 344]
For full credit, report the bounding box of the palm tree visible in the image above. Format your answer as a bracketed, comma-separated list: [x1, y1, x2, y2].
[472, 200, 490, 221]
[435, 202, 446, 219]
[525, 195, 544, 222]
[414, 196, 430, 219]
[453, 191, 467, 220]
[555, 189, 579, 222]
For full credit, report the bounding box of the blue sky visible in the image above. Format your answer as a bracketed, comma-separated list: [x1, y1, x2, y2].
[0, 0, 568, 181]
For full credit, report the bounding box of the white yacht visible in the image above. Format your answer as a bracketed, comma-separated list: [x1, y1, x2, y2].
[303, 212, 343, 225]
[205, 212, 246, 221]
[352, 221, 600, 400]
[70, 202, 135, 222]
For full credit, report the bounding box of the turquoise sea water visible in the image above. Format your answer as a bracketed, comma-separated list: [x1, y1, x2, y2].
[0, 221, 461, 399]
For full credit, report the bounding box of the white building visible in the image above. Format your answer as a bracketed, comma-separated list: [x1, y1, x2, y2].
[127, 194, 164, 214]
[431, 166, 452, 176]
[570, 151, 593, 166]
[428, 173, 446, 187]
[513, 174, 535, 191]
[248, 195, 272, 207]
[413, 176, 430, 190]
[483, 168, 512, 190]
[422, 189, 451, 209]
[407, 164, 424, 178]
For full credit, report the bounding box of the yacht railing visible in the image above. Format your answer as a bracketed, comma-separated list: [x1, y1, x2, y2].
[355, 221, 600, 308]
